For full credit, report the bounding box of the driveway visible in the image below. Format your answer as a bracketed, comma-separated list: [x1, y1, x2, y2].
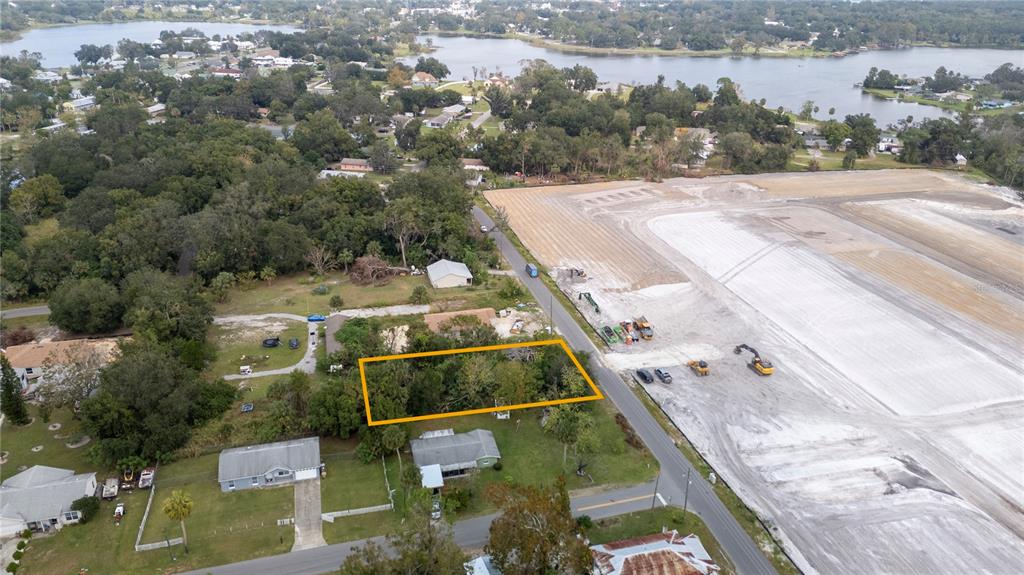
[292, 478, 327, 551]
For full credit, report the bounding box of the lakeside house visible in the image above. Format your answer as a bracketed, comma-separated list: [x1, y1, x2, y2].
[217, 437, 321, 492]
[331, 158, 373, 173]
[0, 466, 97, 537]
[411, 71, 439, 87]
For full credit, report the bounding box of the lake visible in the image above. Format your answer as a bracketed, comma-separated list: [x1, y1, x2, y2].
[409, 35, 1023, 126]
[0, 21, 300, 68]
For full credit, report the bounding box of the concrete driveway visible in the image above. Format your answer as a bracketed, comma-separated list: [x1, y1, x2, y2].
[292, 478, 326, 551]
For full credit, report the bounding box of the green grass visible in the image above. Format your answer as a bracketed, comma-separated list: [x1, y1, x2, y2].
[214, 272, 427, 316]
[319, 438, 390, 512]
[205, 319, 308, 379]
[321, 508, 404, 544]
[0, 406, 96, 482]
[0, 313, 51, 332]
[584, 507, 734, 575]
[788, 149, 919, 172]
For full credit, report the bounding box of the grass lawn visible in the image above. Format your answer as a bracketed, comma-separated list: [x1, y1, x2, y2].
[139, 453, 295, 571]
[411, 402, 659, 518]
[321, 508, 404, 544]
[319, 437, 390, 512]
[214, 272, 427, 316]
[0, 406, 96, 482]
[788, 149, 918, 172]
[205, 319, 308, 379]
[0, 312, 51, 332]
[584, 507, 734, 575]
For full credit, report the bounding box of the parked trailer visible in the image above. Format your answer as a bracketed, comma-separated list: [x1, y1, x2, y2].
[102, 477, 119, 500]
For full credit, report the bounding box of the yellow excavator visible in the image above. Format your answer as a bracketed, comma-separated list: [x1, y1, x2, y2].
[688, 360, 710, 376]
[734, 344, 774, 376]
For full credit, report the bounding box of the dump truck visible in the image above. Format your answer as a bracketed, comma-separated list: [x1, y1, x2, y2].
[688, 360, 710, 376]
[634, 317, 653, 340]
[620, 321, 637, 343]
[734, 344, 774, 376]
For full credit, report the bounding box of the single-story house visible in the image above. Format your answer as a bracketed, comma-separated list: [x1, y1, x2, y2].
[485, 74, 511, 88]
[62, 96, 96, 113]
[334, 158, 373, 172]
[590, 531, 720, 575]
[426, 259, 473, 288]
[217, 437, 321, 492]
[173, 51, 197, 59]
[318, 169, 365, 179]
[31, 71, 61, 83]
[422, 308, 496, 333]
[0, 466, 97, 537]
[955, 153, 968, 168]
[146, 102, 166, 117]
[426, 111, 457, 128]
[442, 103, 467, 116]
[877, 134, 902, 154]
[410, 429, 501, 480]
[2, 339, 120, 398]
[211, 67, 243, 79]
[460, 158, 488, 171]
[465, 555, 503, 575]
[411, 71, 438, 87]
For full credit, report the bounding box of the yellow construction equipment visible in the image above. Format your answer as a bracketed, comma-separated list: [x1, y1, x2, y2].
[688, 360, 710, 376]
[734, 344, 774, 376]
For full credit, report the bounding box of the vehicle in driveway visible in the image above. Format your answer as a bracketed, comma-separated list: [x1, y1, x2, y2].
[654, 368, 673, 383]
[239, 365, 253, 375]
[431, 499, 442, 521]
[289, 337, 300, 349]
[635, 369, 654, 384]
[262, 337, 280, 348]
[480, 225, 489, 233]
[307, 314, 327, 322]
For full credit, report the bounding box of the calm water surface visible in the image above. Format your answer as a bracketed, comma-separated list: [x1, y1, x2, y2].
[411, 35, 1024, 126]
[1, 21, 299, 68]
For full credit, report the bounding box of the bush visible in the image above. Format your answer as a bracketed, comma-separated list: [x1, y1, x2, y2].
[15, 542, 25, 551]
[311, 285, 330, 295]
[7, 562, 18, 573]
[492, 460, 503, 471]
[329, 295, 344, 308]
[19, 529, 30, 539]
[10, 552, 20, 562]
[498, 277, 525, 301]
[71, 496, 100, 523]
[576, 514, 594, 529]
[409, 285, 432, 304]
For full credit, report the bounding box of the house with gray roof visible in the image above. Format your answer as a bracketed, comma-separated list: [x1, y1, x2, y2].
[410, 429, 500, 480]
[0, 465, 97, 537]
[426, 259, 473, 288]
[217, 437, 321, 492]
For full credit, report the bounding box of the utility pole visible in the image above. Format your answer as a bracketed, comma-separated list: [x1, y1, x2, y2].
[650, 470, 661, 511]
[682, 466, 692, 527]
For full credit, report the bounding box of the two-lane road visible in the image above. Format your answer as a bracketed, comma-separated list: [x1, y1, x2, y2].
[474, 206, 777, 575]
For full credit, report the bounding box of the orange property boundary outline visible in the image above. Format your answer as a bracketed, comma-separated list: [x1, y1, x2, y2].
[359, 338, 604, 426]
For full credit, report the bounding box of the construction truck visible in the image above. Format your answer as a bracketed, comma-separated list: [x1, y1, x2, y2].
[734, 344, 774, 376]
[620, 321, 638, 343]
[688, 360, 710, 376]
[634, 317, 653, 340]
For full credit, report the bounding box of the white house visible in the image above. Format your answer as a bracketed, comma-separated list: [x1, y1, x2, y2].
[410, 429, 500, 481]
[590, 531, 720, 575]
[411, 71, 438, 87]
[426, 259, 473, 288]
[0, 466, 97, 537]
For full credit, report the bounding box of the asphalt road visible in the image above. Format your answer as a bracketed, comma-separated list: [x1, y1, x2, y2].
[474, 206, 778, 575]
[1, 305, 49, 318]
[181, 481, 661, 575]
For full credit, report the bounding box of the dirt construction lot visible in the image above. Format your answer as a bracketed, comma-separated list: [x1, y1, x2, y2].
[485, 170, 1024, 575]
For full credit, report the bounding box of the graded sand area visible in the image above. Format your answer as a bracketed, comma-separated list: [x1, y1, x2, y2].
[485, 170, 1024, 574]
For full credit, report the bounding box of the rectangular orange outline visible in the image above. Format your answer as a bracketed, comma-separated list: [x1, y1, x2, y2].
[359, 338, 603, 426]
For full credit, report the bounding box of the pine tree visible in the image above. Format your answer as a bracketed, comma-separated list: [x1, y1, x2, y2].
[1, 355, 31, 425]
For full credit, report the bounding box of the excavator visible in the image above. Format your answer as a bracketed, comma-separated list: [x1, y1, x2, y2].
[687, 360, 710, 376]
[734, 344, 774, 376]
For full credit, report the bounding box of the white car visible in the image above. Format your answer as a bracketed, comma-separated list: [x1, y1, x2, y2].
[480, 225, 489, 233]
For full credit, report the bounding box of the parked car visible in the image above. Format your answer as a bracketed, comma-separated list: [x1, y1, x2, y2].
[654, 368, 673, 383]
[239, 365, 253, 375]
[240, 402, 254, 413]
[635, 369, 654, 384]
[431, 499, 442, 521]
[307, 314, 327, 322]
[289, 337, 300, 349]
[262, 337, 280, 348]
[480, 225, 489, 233]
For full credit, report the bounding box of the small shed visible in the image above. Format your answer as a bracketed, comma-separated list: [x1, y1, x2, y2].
[426, 259, 473, 288]
[420, 464, 444, 493]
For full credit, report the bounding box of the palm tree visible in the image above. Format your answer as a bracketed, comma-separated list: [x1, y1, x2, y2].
[162, 490, 194, 553]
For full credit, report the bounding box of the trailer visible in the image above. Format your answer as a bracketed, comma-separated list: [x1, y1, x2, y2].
[138, 467, 156, 490]
[102, 477, 119, 500]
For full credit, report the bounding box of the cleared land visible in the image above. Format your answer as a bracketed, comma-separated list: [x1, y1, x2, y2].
[486, 170, 1024, 574]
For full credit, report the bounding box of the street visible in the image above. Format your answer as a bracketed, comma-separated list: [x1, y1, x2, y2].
[0, 305, 49, 319]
